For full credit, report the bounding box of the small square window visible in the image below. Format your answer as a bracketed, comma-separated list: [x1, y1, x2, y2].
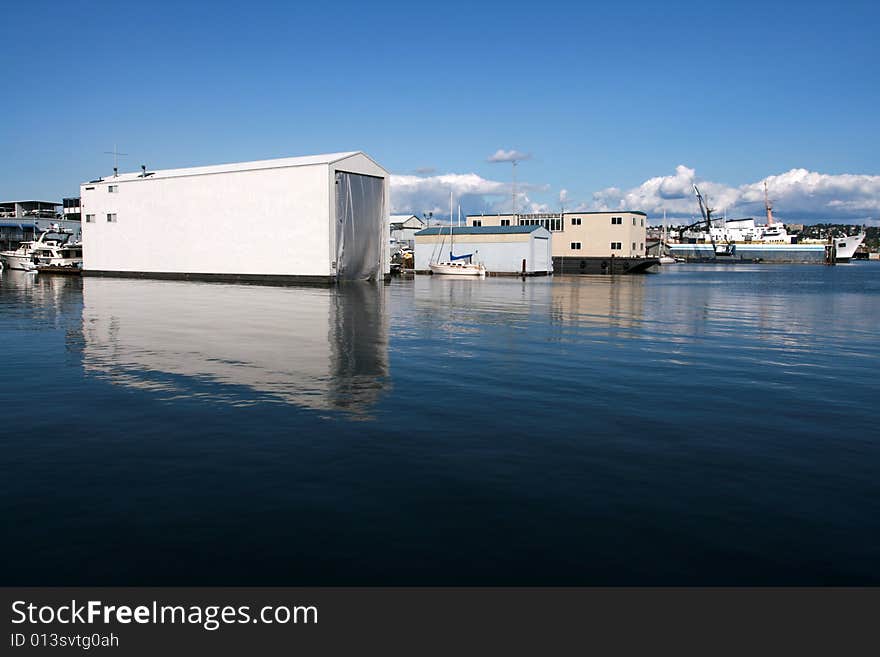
[500, 219, 510, 226]
[571, 242, 581, 250]
[571, 217, 581, 226]
[85, 214, 95, 223]
[108, 185, 118, 193]
[107, 213, 117, 223]
[472, 219, 482, 227]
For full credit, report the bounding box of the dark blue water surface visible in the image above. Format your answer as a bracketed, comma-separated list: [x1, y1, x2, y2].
[2, 264, 879, 585]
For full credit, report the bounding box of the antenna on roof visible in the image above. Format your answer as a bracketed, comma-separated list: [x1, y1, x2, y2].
[104, 144, 128, 177]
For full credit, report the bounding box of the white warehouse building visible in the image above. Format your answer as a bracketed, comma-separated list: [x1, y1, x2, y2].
[80, 151, 390, 283]
[414, 225, 553, 275]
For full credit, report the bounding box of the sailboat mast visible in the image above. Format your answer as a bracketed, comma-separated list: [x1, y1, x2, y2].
[449, 189, 454, 259]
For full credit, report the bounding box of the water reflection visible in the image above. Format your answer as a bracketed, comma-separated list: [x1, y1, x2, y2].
[0, 268, 82, 310]
[549, 275, 647, 329]
[81, 278, 389, 414]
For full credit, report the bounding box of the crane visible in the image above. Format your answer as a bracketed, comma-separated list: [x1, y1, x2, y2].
[693, 184, 714, 230]
[691, 184, 734, 258]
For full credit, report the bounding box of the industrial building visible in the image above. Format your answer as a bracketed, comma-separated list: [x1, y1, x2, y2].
[0, 200, 60, 220]
[0, 218, 37, 253]
[390, 214, 426, 249]
[414, 225, 553, 275]
[466, 211, 655, 273]
[80, 151, 390, 283]
[62, 197, 82, 222]
[0, 200, 82, 251]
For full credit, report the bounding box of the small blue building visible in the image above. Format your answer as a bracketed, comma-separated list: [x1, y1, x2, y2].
[414, 225, 553, 275]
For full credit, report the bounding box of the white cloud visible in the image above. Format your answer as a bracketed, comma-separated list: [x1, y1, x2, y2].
[391, 165, 880, 224]
[589, 166, 880, 223]
[390, 172, 508, 217]
[487, 149, 531, 163]
[390, 172, 548, 218]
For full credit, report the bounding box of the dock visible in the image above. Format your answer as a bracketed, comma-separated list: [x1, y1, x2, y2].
[36, 265, 82, 276]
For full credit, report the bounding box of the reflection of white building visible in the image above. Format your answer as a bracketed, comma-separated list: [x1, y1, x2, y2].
[81, 278, 389, 414]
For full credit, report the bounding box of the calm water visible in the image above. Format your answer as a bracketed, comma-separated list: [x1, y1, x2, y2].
[1, 264, 879, 585]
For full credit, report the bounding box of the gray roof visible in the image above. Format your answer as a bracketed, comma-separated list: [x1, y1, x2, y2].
[80, 151, 382, 184]
[0, 221, 38, 228]
[465, 210, 648, 217]
[416, 225, 544, 236]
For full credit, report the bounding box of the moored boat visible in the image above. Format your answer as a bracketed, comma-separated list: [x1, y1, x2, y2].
[429, 261, 487, 276]
[428, 192, 488, 276]
[667, 184, 865, 263]
[0, 226, 79, 271]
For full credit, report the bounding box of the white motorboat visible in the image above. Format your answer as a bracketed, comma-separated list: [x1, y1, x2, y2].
[658, 255, 677, 265]
[0, 226, 78, 271]
[0, 242, 37, 270]
[32, 241, 83, 270]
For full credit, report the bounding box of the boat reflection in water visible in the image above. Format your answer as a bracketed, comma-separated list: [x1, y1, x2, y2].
[81, 278, 389, 415]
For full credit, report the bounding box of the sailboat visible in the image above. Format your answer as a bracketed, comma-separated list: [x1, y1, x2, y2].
[429, 194, 486, 276]
[658, 210, 677, 265]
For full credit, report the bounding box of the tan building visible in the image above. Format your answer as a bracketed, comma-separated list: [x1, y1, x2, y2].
[467, 211, 647, 258]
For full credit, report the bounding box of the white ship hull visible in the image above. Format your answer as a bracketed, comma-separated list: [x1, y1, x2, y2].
[0, 252, 35, 270]
[834, 234, 866, 261]
[669, 233, 865, 263]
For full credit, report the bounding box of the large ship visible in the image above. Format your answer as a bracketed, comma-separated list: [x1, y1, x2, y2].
[667, 183, 865, 263]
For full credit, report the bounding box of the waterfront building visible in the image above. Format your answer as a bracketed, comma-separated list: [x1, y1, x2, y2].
[466, 211, 653, 273]
[62, 197, 82, 222]
[0, 200, 61, 251]
[0, 219, 37, 252]
[390, 214, 426, 249]
[0, 200, 60, 220]
[467, 211, 647, 258]
[79, 152, 390, 283]
[413, 225, 553, 275]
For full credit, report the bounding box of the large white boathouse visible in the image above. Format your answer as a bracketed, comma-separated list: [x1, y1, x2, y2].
[80, 151, 390, 283]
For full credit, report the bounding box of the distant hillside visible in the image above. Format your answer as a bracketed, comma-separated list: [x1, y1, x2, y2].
[796, 224, 878, 250]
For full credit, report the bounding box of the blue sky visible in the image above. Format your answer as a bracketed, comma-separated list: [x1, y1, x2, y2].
[2, 0, 878, 222]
